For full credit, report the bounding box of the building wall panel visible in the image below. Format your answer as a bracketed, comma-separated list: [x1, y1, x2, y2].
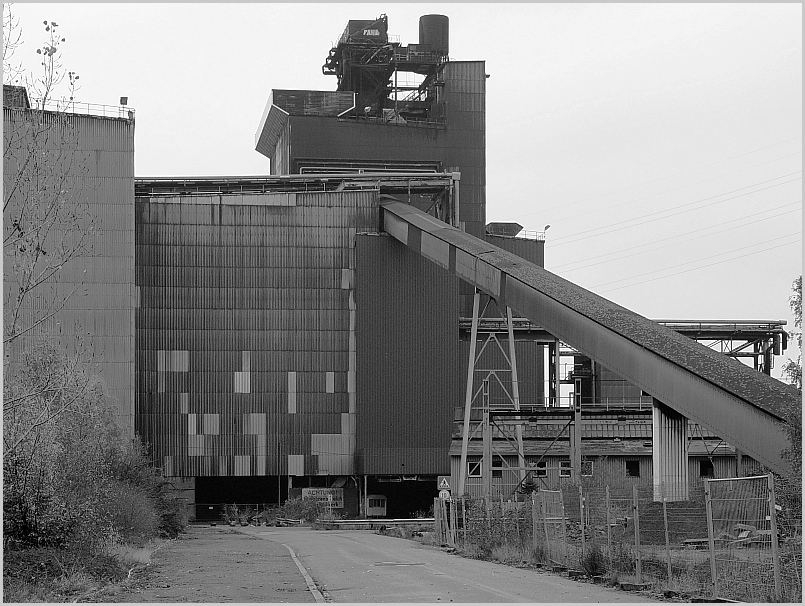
[355, 233, 459, 475]
[136, 189, 377, 476]
[4, 109, 135, 434]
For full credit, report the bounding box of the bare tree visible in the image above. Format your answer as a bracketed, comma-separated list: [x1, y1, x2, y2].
[781, 275, 802, 390]
[3, 8, 97, 457]
[3, 9, 88, 349]
[2, 3, 24, 85]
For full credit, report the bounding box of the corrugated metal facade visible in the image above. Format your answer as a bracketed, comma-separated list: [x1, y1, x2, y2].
[260, 60, 486, 316]
[3, 109, 136, 433]
[440, 61, 486, 241]
[135, 190, 377, 477]
[354, 233, 460, 475]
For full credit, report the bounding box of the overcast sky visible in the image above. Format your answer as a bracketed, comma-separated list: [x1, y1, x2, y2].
[6, 3, 803, 377]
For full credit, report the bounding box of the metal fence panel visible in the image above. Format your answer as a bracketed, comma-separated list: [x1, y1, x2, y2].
[705, 475, 781, 602]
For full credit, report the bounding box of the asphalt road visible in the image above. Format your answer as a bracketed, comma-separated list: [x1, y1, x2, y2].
[240, 526, 659, 603]
[95, 526, 315, 603]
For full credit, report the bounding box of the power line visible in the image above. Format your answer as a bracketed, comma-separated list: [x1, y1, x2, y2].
[591, 231, 800, 288]
[554, 202, 802, 273]
[550, 173, 801, 247]
[595, 237, 802, 294]
[511, 136, 802, 220]
[546, 151, 801, 224]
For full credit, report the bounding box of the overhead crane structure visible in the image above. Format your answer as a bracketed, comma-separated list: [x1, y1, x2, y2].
[379, 200, 798, 495]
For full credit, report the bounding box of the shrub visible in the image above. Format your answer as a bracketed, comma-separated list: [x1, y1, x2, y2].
[97, 481, 160, 545]
[279, 496, 327, 522]
[3, 344, 187, 561]
[580, 542, 606, 576]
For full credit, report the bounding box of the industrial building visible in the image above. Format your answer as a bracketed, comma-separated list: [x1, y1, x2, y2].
[3, 86, 136, 433]
[4, 14, 798, 521]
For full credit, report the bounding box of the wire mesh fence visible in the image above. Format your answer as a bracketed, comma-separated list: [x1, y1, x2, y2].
[442, 474, 799, 602]
[705, 475, 788, 602]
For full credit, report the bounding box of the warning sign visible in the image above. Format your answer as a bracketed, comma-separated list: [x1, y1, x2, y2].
[301, 488, 344, 509]
[437, 476, 451, 491]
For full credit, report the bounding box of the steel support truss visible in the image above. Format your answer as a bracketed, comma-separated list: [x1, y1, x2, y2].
[458, 291, 528, 495]
[380, 200, 796, 474]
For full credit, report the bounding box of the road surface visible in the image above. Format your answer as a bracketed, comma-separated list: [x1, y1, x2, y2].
[241, 526, 659, 603]
[95, 526, 314, 603]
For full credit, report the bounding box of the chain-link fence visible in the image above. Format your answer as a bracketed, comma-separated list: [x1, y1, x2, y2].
[704, 475, 790, 602]
[533, 489, 569, 568]
[446, 475, 799, 602]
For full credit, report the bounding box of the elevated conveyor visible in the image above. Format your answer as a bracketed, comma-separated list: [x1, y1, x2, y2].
[380, 200, 799, 474]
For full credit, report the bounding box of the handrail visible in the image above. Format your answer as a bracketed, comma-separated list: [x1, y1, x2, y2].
[24, 97, 134, 119]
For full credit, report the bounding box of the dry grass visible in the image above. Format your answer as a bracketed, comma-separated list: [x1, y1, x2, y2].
[106, 542, 154, 567]
[491, 543, 527, 564]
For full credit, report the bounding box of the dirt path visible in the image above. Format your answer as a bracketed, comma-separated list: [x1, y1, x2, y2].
[93, 525, 315, 603]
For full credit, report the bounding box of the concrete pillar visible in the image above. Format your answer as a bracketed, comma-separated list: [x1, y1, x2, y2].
[652, 399, 689, 501]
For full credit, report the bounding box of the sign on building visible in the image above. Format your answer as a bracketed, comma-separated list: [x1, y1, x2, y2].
[301, 488, 344, 509]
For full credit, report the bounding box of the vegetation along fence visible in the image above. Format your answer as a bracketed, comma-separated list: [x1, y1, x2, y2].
[433, 474, 800, 602]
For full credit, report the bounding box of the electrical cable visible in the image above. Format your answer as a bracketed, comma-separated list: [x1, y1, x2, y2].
[596, 237, 801, 293]
[511, 136, 802, 220]
[593, 231, 800, 288]
[550, 173, 801, 246]
[555, 202, 801, 273]
[542, 151, 802, 224]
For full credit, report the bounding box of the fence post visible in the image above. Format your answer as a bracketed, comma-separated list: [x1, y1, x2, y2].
[606, 485, 612, 572]
[434, 497, 442, 544]
[767, 474, 781, 602]
[662, 482, 671, 583]
[632, 484, 642, 584]
[500, 493, 505, 542]
[531, 492, 538, 554]
[579, 485, 586, 560]
[450, 497, 457, 547]
[462, 496, 467, 547]
[704, 479, 718, 599]
[540, 490, 549, 557]
[560, 492, 569, 567]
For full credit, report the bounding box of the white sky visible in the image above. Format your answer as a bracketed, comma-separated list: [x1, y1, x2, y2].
[6, 3, 803, 377]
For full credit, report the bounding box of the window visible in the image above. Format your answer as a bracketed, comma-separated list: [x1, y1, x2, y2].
[625, 460, 640, 478]
[559, 459, 572, 478]
[368, 498, 383, 508]
[581, 460, 594, 477]
[535, 461, 547, 477]
[700, 459, 714, 478]
[467, 456, 482, 478]
[492, 456, 503, 478]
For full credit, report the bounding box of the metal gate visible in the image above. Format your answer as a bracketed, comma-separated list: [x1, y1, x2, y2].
[704, 474, 781, 602]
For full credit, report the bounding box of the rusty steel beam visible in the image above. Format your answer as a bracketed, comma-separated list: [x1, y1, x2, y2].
[380, 200, 798, 475]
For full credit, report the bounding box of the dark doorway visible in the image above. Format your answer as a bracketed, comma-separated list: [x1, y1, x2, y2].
[366, 478, 437, 518]
[195, 476, 286, 508]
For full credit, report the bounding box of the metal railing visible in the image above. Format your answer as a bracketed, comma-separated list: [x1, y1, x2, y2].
[518, 228, 548, 242]
[27, 97, 134, 119]
[337, 113, 444, 127]
[486, 396, 654, 410]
